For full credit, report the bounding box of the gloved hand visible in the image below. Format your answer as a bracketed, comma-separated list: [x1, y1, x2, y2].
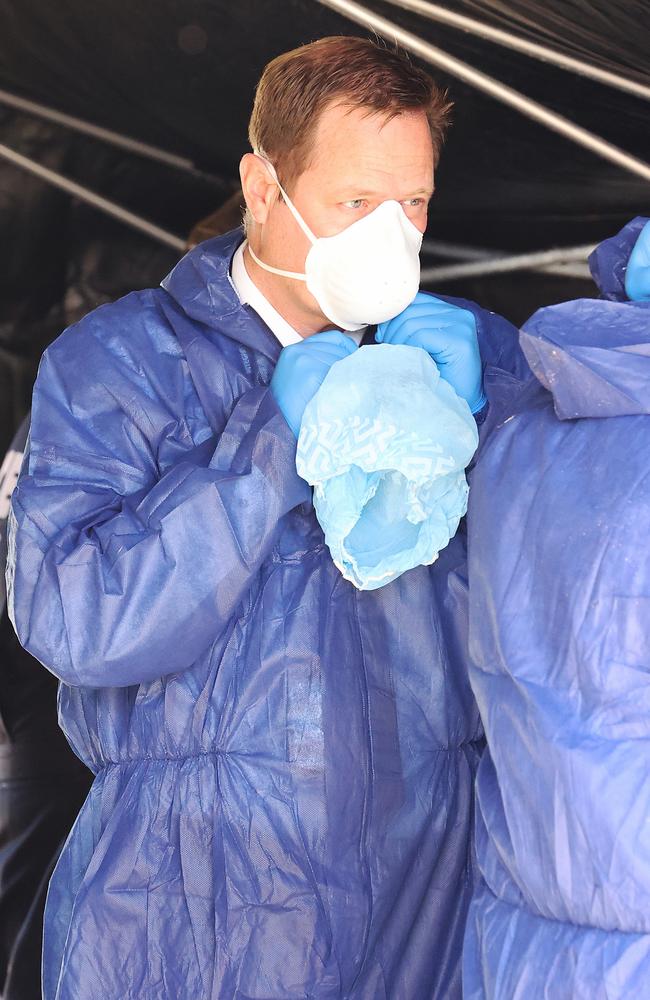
[625, 220, 650, 301]
[376, 291, 486, 414]
[271, 330, 358, 437]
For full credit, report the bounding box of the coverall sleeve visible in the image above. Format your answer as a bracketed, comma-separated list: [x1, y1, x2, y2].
[6, 307, 310, 689]
[588, 215, 649, 301]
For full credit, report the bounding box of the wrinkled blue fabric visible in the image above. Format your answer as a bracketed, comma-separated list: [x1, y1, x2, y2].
[625, 219, 650, 301]
[588, 215, 649, 301]
[463, 229, 650, 998]
[297, 344, 478, 590]
[520, 297, 650, 419]
[7, 228, 526, 1000]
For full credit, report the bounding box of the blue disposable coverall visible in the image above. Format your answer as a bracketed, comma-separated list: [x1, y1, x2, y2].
[463, 218, 650, 999]
[0, 417, 92, 1000]
[7, 229, 524, 1000]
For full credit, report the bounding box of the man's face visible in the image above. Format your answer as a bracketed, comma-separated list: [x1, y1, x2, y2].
[246, 102, 434, 334]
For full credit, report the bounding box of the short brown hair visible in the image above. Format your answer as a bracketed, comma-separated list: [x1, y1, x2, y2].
[248, 35, 452, 188]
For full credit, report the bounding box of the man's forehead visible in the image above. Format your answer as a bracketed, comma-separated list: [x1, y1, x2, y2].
[312, 104, 433, 162]
[309, 103, 433, 171]
[313, 100, 430, 142]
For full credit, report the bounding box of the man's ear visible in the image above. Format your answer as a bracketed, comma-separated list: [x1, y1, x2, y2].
[239, 153, 279, 226]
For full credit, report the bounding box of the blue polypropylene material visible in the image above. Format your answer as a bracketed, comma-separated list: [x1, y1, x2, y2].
[6, 228, 526, 999]
[625, 219, 650, 302]
[297, 343, 478, 590]
[463, 217, 650, 999]
[588, 214, 648, 301]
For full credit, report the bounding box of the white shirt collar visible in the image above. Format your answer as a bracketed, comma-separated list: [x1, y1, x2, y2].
[230, 240, 365, 349]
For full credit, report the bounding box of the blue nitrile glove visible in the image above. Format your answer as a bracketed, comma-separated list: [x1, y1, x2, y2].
[625, 220, 650, 301]
[376, 291, 486, 414]
[270, 330, 358, 438]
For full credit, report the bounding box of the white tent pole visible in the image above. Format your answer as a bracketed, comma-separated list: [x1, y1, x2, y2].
[0, 86, 204, 175]
[421, 238, 591, 278]
[0, 141, 186, 252]
[420, 243, 596, 282]
[384, 0, 650, 102]
[317, 0, 650, 183]
[421, 238, 498, 261]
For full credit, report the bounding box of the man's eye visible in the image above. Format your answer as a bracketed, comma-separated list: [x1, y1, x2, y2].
[343, 199, 366, 210]
[403, 198, 425, 208]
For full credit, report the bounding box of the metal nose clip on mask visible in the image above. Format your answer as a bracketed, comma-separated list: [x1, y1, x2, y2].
[248, 155, 423, 332]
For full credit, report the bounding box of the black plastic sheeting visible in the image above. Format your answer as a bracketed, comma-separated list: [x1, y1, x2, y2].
[0, 105, 229, 455]
[1, 0, 648, 230]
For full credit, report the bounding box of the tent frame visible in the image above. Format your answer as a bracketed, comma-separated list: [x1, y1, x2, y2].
[384, 0, 650, 102]
[1, 2, 647, 277]
[317, 0, 650, 184]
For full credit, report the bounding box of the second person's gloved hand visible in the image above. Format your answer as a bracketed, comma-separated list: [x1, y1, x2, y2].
[376, 291, 486, 414]
[625, 219, 650, 301]
[270, 330, 357, 438]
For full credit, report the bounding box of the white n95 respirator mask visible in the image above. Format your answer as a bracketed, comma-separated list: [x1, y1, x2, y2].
[248, 155, 423, 332]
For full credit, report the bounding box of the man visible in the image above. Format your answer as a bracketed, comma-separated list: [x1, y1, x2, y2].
[7, 36, 524, 998]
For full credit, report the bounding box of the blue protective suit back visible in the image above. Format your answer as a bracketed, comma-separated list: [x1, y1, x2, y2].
[463, 219, 650, 999]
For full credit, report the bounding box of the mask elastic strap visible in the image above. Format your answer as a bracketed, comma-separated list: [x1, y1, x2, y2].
[254, 151, 318, 245]
[247, 243, 307, 281]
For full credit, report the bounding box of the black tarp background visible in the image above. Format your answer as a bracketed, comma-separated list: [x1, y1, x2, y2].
[0, 0, 649, 453]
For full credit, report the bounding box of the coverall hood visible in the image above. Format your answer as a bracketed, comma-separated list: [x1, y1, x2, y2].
[161, 227, 283, 362]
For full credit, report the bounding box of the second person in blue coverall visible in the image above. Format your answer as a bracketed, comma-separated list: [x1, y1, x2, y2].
[7, 36, 526, 999]
[463, 217, 650, 999]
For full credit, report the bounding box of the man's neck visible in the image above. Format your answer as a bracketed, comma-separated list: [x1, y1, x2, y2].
[242, 244, 337, 338]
